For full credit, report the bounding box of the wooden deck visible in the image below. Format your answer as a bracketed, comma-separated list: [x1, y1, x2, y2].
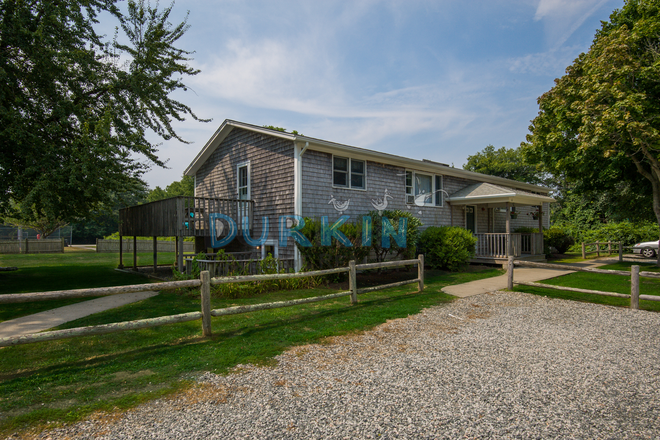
[119, 196, 254, 237]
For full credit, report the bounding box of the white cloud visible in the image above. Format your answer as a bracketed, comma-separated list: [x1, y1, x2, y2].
[508, 45, 583, 75]
[534, 0, 610, 48]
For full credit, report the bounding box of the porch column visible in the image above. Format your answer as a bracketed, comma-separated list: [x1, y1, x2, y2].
[505, 202, 511, 257]
[153, 236, 158, 273]
[118, 232, 124, 269]
[538, 204, 544, 256]
[178, 235, 184, 271]
[449, 203, 453, 226]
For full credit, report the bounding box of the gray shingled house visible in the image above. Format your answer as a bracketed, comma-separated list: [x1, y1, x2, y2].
[183, 119, 555, 270]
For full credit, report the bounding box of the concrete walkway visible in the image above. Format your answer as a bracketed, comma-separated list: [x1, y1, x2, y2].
[442, 258, 612, 298]
[0, 291, 158, 339]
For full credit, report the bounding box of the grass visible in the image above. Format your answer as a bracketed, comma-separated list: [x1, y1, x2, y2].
[0, 252, 177, 323]
[0, 251, 504, 436]
[512, 260, 660, 311]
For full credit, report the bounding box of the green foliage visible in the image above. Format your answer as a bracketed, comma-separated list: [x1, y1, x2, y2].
[174, 250, 322, 298]
[418, 226, 476, 271]
[146, 175, 194, 203]
[580, 221, 660, 247]
[543, 228, 575, 254]
[523, 0, 660, 232]
[0, 0, 208, 227]
[263, 125, 303, 135]
[296, 217, 370, 272]
[463, 145, 547, 185]
[368, 210, 422, 263]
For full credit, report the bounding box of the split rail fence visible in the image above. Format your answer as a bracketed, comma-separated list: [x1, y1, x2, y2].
[580, 241, 635, 260]
[506, 258, 660, 309]
[0, 255, 424, 348]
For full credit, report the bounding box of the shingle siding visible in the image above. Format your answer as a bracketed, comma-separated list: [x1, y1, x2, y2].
[195, 127, 295, 258]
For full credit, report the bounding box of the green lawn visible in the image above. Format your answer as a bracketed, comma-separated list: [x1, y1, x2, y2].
[0, 251, 176, 322]
[512, 260, 660, 311]
[0, 251, 503, 435]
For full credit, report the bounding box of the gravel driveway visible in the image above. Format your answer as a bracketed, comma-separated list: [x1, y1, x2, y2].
[35, 292, 660, 439]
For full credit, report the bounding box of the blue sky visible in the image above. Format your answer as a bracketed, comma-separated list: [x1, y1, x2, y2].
[122, 0, 623, 189]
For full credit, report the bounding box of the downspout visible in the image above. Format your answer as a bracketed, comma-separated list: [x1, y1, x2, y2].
[293, 142, 308, 271]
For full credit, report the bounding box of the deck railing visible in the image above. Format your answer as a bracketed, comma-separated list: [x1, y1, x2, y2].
[474, 233, 544, 258]
[119, 196, 254, 237]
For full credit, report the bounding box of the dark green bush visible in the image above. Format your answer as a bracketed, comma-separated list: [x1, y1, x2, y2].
[543, 227, 574, 254]
[580, 221, 659, 247]
[419, 226, 476, 271]
[367, 210, 422, 263]
[295, 217, 371, 271]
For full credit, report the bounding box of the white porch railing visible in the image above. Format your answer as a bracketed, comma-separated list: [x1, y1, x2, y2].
[474, 233, 544, 258]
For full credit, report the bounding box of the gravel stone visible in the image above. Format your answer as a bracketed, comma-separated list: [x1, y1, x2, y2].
[28, 292, 660, 439]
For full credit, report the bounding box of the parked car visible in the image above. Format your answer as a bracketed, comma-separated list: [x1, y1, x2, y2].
[633, 240, 659, 258]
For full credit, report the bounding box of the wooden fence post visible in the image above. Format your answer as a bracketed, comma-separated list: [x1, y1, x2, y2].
[618, 242, 623, 262]
[596, 241, 600, 257]
[417, 254, 424, 292]
[631, 265, 640, 310]
[201, 270, 212, 336]
[581, 242, 586, 259]
[349, 260, 357, 305]
[507, 256, 514, 290]
[607, 241, 612, 256]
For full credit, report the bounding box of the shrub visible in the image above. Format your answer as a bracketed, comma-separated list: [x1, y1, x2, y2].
[368, 210, 422, 263]
[295, 217, 371, 272]
[419, 226, 476, 271]
[580, 221, 659, 247]
[543, 227, 574, 254]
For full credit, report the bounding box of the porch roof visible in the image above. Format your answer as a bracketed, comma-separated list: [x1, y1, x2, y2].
[447, 182, 555, 207]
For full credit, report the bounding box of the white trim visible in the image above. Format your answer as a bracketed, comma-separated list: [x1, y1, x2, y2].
[261, 239, 279, 259]
[236, 161, 251, 200]
[293, 143, 302, 271]
[331, 155, 367, 191]
[405, 170, 444, 207]
[464, 205, 477, 234]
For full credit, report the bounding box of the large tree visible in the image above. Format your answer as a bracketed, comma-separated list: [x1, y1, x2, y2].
[0, 0, 207, 227]
[463, 145, 547, 186]
[523, 0, 660, 262]
[146, 174, 193, 202]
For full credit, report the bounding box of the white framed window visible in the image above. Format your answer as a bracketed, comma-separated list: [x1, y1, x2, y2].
[237, 161, 250, 200]
[406, 170, 443, 206]
[333, 156, 366, 190]
[261, 239, 278, 259]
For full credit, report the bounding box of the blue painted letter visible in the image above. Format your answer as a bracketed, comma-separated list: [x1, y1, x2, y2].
[279, 215, 312, 247]
[210, 213, 237, 248]
[381, 217, 407, 249]
[242, 216, 269, 247]
[321, 215, 352, 247]
[362, 215, 372, 246]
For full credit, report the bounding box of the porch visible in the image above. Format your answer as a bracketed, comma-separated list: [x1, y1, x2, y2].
[446, 182, 555, 266]
[472, 233, 547, 265]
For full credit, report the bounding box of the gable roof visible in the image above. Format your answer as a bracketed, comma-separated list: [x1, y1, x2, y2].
[447, 182, 555, 206]
[184, 119, 553, 195]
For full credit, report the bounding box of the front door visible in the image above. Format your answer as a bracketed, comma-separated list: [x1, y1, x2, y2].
[465, 205, 476, 234]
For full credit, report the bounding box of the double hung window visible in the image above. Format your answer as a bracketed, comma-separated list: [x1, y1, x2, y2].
[333, 156, 365, 189]
[405, 171, 443, 206]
